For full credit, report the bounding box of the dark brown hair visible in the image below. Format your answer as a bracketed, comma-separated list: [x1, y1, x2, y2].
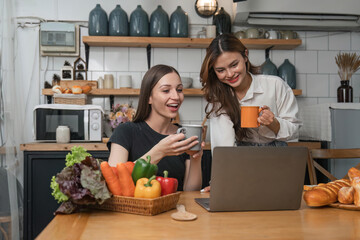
[200, 33, 261, 141]
[133, 64, 180, 122]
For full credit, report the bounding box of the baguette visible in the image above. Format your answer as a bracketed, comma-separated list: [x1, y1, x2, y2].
[337, 186, 354, 204]
[303, 179, 351, 207]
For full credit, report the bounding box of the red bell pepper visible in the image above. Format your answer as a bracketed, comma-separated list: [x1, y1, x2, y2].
[156, 170, 178, 196]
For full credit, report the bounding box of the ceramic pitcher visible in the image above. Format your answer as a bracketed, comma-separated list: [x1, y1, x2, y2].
[278, 30, 298, 39]
[245, 28, 265, 39]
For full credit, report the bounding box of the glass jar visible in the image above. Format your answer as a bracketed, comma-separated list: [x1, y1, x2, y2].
[56, 126, 70, 143]
[337, 80, 353, 102]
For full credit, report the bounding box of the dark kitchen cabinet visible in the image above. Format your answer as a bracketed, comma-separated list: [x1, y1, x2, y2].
[23, 150, 109, 240]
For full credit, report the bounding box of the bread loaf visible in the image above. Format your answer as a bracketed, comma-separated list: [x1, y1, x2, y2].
[337, 186, 354, 204]
[303, 179, 351, 207]
[347, 167, 360, 206]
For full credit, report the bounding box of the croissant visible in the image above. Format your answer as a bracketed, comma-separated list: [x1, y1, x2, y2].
[303, 179, 351, 207]
[337, 186, 355, 204]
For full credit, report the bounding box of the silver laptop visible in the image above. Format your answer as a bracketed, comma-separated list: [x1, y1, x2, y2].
[195, 146, 307, 211]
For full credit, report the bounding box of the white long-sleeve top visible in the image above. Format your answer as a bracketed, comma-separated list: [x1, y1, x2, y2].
[209, 74, 302, 153]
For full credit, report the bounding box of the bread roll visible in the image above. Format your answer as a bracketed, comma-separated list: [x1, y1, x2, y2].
[347, 167, 360, 206]
[337, 186, 354, 204]
[303, 179, 351, 207]
[81, 85, 92, 94]
[351, 178, 360, 206]
[71, 85, 82, 94]
[348, 167, 360, 180]
[52, 85, 62, 94]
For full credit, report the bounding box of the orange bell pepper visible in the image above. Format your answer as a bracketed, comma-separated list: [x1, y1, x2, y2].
[134, 175, 161, 199]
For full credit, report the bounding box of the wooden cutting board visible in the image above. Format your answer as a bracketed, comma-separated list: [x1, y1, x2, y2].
[329, 202, 360, 211]
[60, 80, 98, 89]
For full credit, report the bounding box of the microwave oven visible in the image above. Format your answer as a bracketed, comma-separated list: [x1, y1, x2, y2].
[34, 104, 103, 142]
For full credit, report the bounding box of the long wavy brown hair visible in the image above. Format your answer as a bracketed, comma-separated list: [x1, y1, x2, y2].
[200, 33, 261, 141]
[133, 64, 180, 123]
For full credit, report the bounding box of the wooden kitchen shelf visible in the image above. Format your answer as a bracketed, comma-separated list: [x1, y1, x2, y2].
[42, 88, 302, 96]
[82, 36, 302, 50]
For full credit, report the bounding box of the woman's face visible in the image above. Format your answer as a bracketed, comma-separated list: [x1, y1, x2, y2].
[149, 72, 184, 120]
[213, 51, 248, 88]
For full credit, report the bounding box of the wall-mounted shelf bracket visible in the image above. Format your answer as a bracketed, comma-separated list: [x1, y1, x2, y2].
[146, 44, 151, 70]
[265, 46, 274, 59]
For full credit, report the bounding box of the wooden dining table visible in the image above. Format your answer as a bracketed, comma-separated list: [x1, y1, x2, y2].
[36, 191, 360, 240]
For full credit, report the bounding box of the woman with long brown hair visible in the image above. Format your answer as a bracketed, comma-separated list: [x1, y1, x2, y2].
[108, 64, 203, 191]
[201, 33, 301, 153]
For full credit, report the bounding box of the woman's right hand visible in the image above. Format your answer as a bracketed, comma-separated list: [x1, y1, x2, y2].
[155, 133, 199, 158]
[144, 133, 199, 165]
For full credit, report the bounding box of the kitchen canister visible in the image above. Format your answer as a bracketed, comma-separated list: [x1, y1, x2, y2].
[261, 58, 278, 76]
[278, 59, 296, 89]
[130, 5, 149, 37]
[56, 126, 70, 143]
[88, 4, 108, 36]
[109, 5, 129, 36]
[150, 5, 169, 37]
[97, 76, 104, 89]
[118, 75, 132, 88]
[104, 74, 114, 89]
[212, 7, 231, 36]
[170, 6, 188, 38]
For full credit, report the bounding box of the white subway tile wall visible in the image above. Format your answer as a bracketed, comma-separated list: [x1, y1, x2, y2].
[41, 29, 360, 124]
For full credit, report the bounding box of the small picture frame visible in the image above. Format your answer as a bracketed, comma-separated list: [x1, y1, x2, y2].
[61, 65, 74, 80]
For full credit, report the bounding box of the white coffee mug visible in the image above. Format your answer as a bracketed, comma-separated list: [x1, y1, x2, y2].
[119, 75, 132, 88]
[205, 25, 216, 38]
[176, 124, 203, 151]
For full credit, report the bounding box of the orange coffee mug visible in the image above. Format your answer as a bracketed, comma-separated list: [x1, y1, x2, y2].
[241, 106, 263, 128]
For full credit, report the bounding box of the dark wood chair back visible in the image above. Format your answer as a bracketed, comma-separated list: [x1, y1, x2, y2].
[309, 148, 360, 184]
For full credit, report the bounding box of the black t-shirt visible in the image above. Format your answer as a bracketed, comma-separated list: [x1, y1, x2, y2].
[107, 121, 188, 191]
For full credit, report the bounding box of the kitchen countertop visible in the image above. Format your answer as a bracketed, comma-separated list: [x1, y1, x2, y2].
[36, 191, 360, 240]
[20, 141, 319, 152]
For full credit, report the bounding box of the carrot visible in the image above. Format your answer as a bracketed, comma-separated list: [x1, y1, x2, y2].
[100, 161, 122, 196]
[111, 166, 118, 178]
[124, 161, 135, 174]
[116, 163, 135, 197]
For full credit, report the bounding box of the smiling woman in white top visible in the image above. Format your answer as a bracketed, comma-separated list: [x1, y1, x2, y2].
[200, 34, 302, 154]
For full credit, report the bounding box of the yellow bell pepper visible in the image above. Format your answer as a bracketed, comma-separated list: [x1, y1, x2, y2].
[134, 175, 161, 199]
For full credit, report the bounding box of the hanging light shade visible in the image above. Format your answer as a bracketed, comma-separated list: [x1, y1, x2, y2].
[195, 0, 218, 18]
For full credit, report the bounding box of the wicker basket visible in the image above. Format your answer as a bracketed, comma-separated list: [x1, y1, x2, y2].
[53, 94, 87, 105]
[91, 192, 181, 216]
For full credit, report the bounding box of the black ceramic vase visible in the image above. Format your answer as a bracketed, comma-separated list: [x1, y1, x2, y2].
[88, 4, 108, 36]
[337, 80, 353, 102]
[150, 5, 169, 37]
[170, 6, 188, 38]
[130, 5, 149, 36]
[278, 59, 296, 89]
[212, 7, 231, 36]
[261, 58, 278, 76]
[109, 5, 129, 36]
